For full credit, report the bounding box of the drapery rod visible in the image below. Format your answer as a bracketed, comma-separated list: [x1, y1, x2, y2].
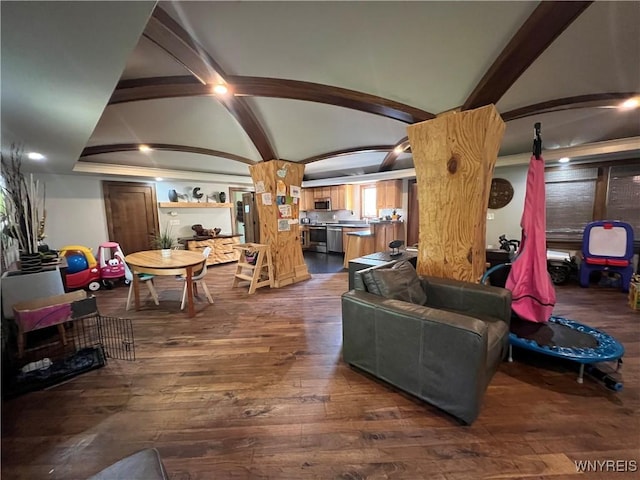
[533, 122, 542, 160]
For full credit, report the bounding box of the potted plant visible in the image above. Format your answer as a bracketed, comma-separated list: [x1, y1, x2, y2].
[1, 144, 46, 273]
[152, 224, 175, 257]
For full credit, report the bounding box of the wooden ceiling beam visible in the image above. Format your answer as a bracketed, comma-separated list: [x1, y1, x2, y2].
[144, 9, 224, 85]
[378, 137, 411, 172]
[229, 77, 434, 124]
[300, 145, 396, 165]
[462, 1, 593, 111]
[80, 143, 256, 166]
[110, 76, 434, 124]
[144, 7, 277, 161]
[502, 92, 640, 121]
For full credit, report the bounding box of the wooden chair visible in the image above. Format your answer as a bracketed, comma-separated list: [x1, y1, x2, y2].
[176, 246, 213, 310]
[120, 255, 159, 311]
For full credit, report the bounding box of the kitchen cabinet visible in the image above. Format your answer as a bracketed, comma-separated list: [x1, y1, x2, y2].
[330, 186, 343, 210]
[373, 222, 405, 253]
[300, 189, 315, 211]
[313, 187, 331, 200]
[303, 185, 359, 211]
[376, 180, 402, 210]
[300, 226, 310, 249]
[330, 184, 359, 211]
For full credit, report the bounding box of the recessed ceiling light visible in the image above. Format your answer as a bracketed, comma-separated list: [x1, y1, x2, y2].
[620, 98, 639, 110]
[559, 157, 570, 163]
[213, 84, 228, 95]
[139, 145, 152, 152]
[27, 152, 45, 160]
[155, 177, 163, 182]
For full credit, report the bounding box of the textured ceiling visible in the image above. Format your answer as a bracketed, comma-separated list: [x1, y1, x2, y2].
[2, 1, 639, 184]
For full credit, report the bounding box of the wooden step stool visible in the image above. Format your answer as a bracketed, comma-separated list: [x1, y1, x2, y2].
[232, 243, 274, 294]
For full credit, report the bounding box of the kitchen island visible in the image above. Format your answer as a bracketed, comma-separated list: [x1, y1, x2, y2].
[343, 231, 376, 268]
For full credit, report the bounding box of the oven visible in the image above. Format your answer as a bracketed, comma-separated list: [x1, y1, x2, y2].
[308, 225, 327, 253]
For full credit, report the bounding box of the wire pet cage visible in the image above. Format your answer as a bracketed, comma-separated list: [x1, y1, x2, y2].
[3, 296, 135, 398]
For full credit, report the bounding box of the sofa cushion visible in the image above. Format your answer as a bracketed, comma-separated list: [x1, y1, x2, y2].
[361, 260, 428, 305]
[87, 448, 169, 479]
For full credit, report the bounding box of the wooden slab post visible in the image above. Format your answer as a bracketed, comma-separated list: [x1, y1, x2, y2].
[407, 105, 505, 282]
[249, 160, 311, 288]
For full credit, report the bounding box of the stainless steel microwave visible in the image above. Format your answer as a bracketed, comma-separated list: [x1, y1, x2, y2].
[314, 198, 331, 211]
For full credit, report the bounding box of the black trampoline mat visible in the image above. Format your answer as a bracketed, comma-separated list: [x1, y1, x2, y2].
[511, 317, 598, 349]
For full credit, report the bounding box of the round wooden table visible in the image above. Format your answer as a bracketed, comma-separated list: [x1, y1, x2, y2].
[125, 250, 206, 317]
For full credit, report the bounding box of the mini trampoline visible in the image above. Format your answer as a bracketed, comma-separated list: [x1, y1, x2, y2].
[482, 263, 625, 390]
[508, 315, 624, 389]
[481, 124, 625, 391]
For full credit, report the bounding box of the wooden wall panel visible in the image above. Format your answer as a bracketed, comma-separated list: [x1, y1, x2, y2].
[249, 161, 310, 287]
[407, 105, 505, 282]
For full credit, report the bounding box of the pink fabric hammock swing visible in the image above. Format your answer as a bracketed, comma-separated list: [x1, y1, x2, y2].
[505, 124, 556, 323]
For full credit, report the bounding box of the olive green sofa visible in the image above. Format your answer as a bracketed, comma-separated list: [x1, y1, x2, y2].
[341, 261, 512, 424]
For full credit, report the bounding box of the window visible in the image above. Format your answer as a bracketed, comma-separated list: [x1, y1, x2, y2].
[545, 167, 597, 240]
[545, 161, 640, 247]
[607, 164, 640, 234]
[361, 184, 377, 219]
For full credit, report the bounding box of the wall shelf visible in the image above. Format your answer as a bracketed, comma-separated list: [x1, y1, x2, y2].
[158, 202, 233, 209]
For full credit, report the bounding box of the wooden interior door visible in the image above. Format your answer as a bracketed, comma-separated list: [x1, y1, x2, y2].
[103, 181, 159, 255]
[407, 179, 419, 247]
[229, 187, 253, 237]
[242, 192, 260, 243]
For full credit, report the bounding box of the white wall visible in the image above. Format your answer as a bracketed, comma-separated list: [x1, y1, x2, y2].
[34, 174, 235, 252]
[155, 181, 234, 238]
[486, 164, 528, 248]
[34, 173, 109, 252]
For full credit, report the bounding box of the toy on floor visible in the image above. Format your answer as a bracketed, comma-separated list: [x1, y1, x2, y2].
[481, 124, 624, 391]
[97, 242, 126, 289]
[59, 245, 101, 291]
[579, 220, 634, 292]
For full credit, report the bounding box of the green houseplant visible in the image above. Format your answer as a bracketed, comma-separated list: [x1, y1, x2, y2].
[152, 224, 175, 256]
[1, 144, 46, 272]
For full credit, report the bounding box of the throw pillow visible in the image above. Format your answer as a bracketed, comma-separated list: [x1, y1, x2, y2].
[361, 260, 428, 305]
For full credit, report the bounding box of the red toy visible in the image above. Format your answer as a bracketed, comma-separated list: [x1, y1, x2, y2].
[97, 242, 126, 289]
[59, 245, 102, 292]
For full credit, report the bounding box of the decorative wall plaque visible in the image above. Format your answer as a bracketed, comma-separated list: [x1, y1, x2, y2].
[488, 178, 514, 209]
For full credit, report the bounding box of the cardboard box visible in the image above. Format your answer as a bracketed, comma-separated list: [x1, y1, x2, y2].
[13, 290, 89, 333]
[629, 282, 640, 312]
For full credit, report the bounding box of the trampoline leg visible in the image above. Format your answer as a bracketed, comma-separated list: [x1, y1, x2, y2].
[577, 364, 584, 384]
[508, 344, 513, 363]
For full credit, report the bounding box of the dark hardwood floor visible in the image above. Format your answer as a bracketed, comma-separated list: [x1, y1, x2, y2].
[303, 251, 346, 274]
[1, 263, 638, 479]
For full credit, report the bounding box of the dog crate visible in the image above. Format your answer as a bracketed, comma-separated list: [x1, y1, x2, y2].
[3, 296, 135, 398]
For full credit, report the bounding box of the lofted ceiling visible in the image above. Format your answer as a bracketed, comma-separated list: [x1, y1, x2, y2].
[1, 1, 639, 186]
